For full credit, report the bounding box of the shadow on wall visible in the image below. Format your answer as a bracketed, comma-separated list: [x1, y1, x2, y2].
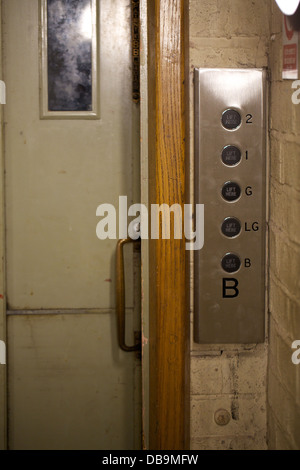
[290, 7, 300, 30]
[276, 0, 300, 29]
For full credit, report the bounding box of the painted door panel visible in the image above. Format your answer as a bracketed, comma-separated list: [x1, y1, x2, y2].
[8, 313, 137, 450]
[3, 0, 140, 450]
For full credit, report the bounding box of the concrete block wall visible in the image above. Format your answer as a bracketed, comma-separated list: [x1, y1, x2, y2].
[267, 2, 300, 450]
[189, 0, 270, 450]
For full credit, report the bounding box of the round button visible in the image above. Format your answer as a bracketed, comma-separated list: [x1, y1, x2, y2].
[221, 217, 241, 238]
[221, 253, 241, 273]
[222, 182, 241, 202]
[221, 109, 241, 130]
[221, 145, 241, 166]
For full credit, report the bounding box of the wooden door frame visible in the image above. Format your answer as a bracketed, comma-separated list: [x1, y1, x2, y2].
[147, 0, 190, 450]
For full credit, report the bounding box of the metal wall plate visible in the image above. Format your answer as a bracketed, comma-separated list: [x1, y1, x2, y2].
[194, 68, 267, 344]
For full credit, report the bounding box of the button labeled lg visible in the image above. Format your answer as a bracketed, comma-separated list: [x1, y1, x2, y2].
[221, 217, 241, 238]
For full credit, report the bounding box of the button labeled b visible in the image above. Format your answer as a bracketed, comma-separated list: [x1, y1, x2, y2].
[221, 253, 241, 273]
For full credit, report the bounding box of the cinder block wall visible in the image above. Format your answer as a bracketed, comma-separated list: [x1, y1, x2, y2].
[267, 3, 300, 450]
[189, 0, 270, 450]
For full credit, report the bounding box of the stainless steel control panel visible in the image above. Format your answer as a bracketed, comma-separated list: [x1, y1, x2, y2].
[194, 68, 266, 344]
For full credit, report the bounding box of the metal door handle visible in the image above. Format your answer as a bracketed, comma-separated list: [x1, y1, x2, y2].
[116, 238, 141, 352]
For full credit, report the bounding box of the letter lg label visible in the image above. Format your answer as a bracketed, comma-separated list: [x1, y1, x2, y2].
[245, 221, 259, 232]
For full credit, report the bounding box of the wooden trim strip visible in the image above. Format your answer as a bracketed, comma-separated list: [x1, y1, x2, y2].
[148, 0, 189, 450]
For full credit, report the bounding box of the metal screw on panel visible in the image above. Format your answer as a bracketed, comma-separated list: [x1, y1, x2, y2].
[214, 409, 231, 426]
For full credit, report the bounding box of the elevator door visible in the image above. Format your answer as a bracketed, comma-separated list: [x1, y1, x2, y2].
[3, 0, 141, 450]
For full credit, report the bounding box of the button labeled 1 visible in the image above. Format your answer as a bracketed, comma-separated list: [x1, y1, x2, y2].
[221, 145, 241, 166]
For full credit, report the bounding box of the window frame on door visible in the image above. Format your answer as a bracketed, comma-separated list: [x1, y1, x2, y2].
[39, 0, 100, 120]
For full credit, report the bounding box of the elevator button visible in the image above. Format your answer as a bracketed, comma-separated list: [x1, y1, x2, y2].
[222, 182, 241, 202]
[221, 217, 241, 238]
[221, 109, 241, 130]
[221, 145, 241, 166]
[221, 253, 241, 273]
